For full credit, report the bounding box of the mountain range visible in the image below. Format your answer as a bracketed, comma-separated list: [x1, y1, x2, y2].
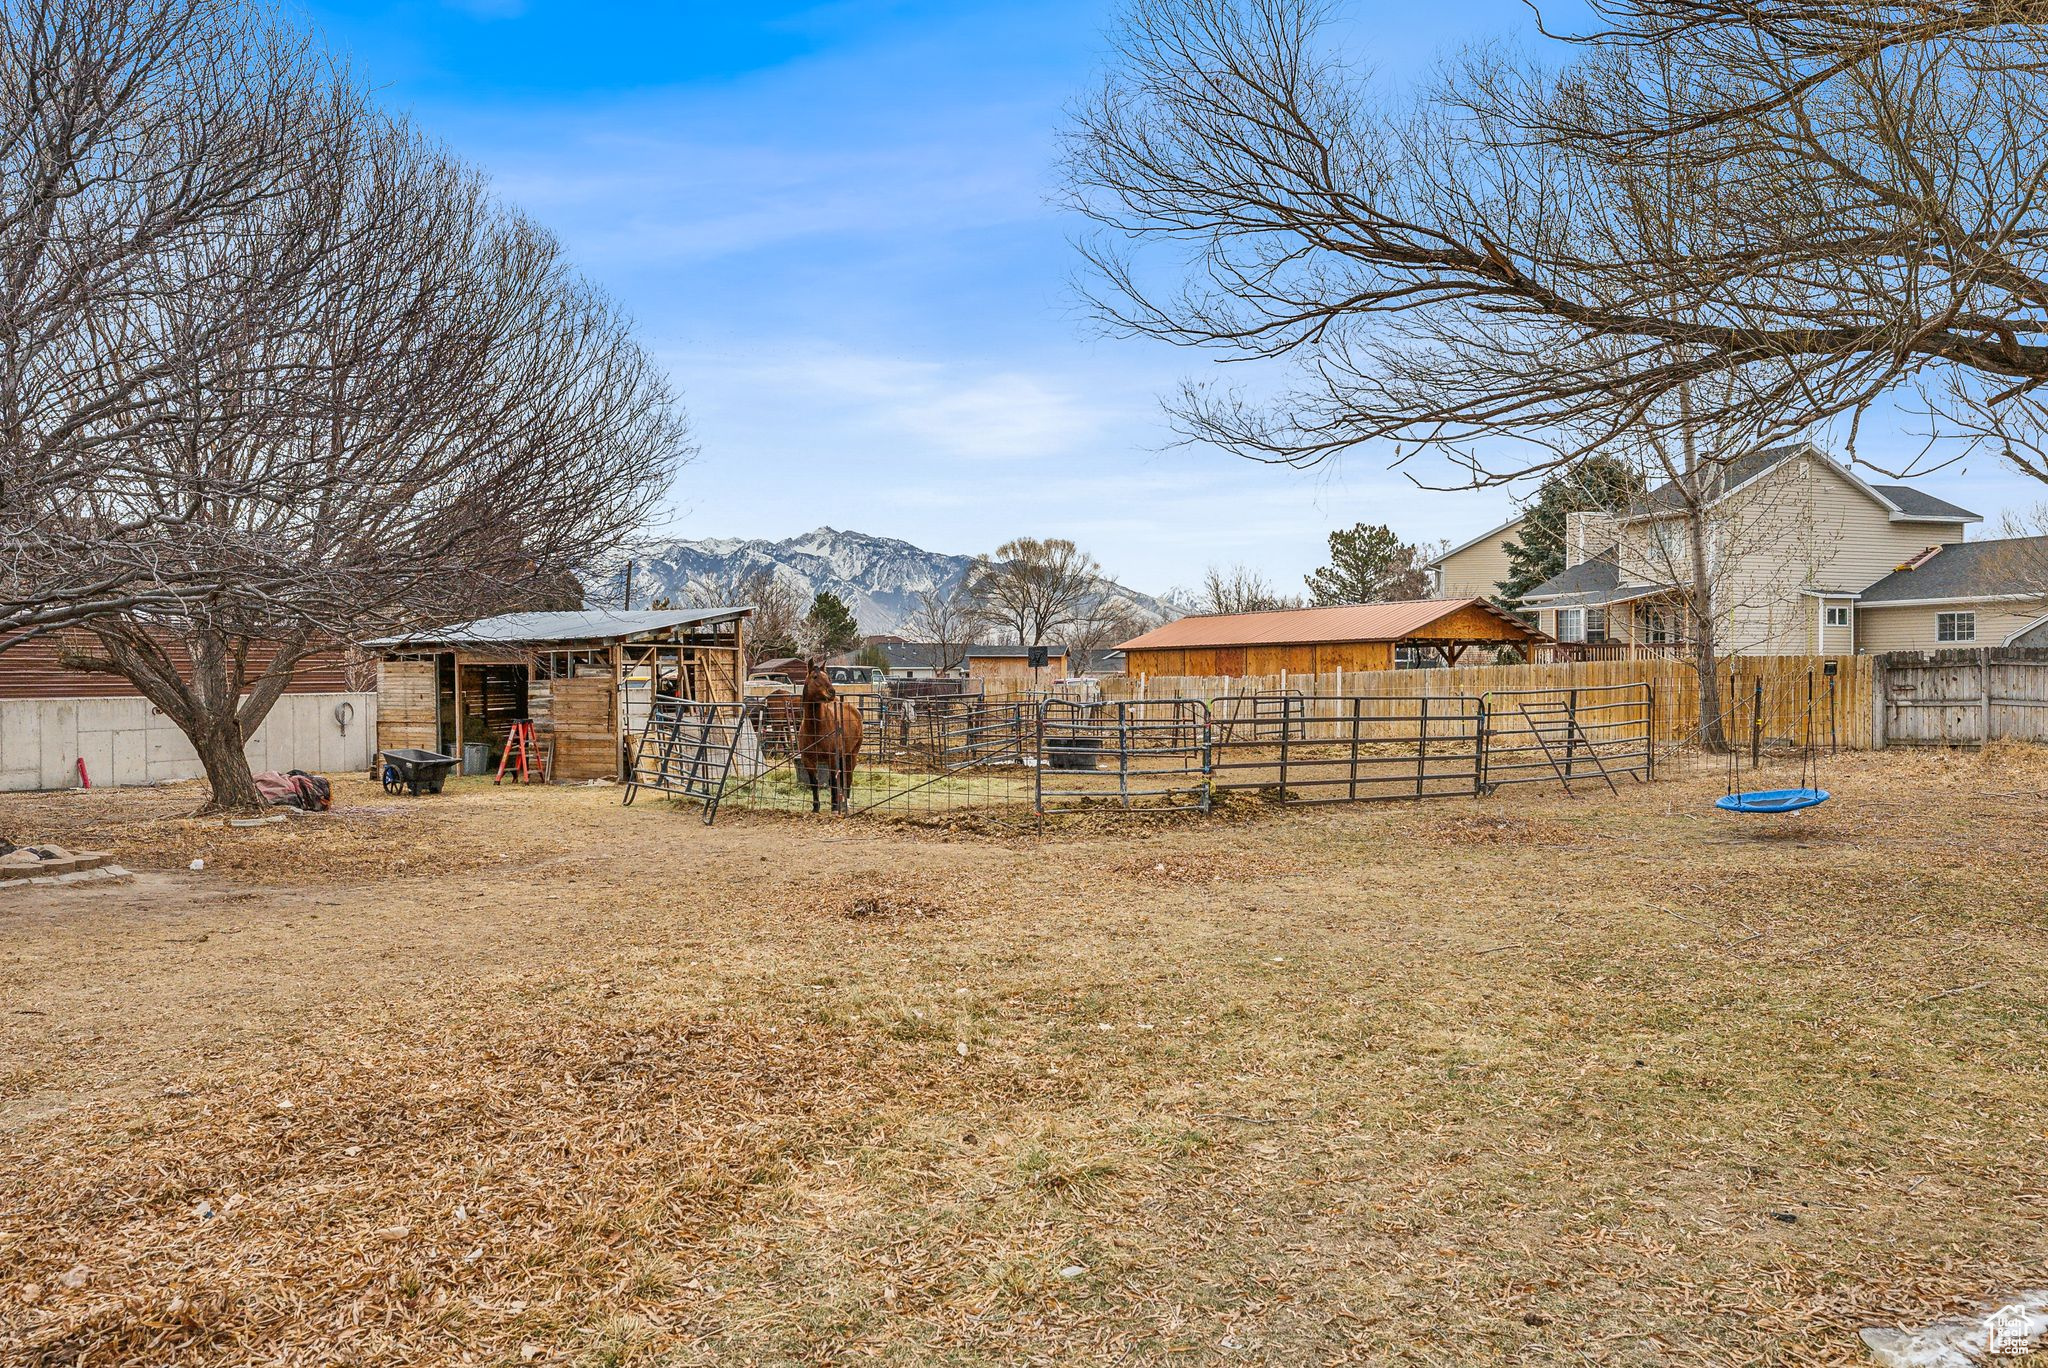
[592, 527, 1185, 635]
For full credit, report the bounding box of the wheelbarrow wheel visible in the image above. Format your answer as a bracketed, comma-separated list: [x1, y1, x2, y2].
[381, 764, 402, 796]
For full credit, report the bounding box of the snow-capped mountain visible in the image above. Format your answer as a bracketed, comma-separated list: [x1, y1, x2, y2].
[592, 527, 1176, 635]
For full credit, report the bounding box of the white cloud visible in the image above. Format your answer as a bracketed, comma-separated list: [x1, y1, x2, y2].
[679, 346, 1122, 464]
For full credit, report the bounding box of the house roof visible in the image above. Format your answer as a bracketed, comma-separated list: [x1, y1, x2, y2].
[1871, 485, 1979, 520]
[1518, 553, 1676, 610]
[1518, 553, 1623, 602]
[1856, 535, 2048, 605]
[371, 607, 747, 650]
[1631, 445, 1802, 514]
[1629, 442, 1980, 524]
[1117, 598, 1539, 650]
[1425, 512, 1526, 568]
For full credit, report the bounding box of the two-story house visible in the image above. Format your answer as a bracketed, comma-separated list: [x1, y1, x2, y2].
[1513, 443, 2048, 654]
[1425, 515, 1527, 600]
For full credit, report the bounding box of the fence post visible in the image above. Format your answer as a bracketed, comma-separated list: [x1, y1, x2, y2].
[1645, 681, 1656, 783]
[1981, 647, 1993, 747]
[1751, 677, 1764, 770]
[1118, 702, 1131, 807]
[1278, 698, 1291, 800]
[1033, 700, 1044, 814]
[1349, 696, 1361, 801]
[1416, 693, 1429, 797]
[1475, 695, 1489, 795]
[1565, 687, 1579, 780]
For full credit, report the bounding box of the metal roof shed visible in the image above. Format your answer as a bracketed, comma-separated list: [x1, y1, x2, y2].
[1117, 598, 1544, 676]
[370, 607, 749, 782]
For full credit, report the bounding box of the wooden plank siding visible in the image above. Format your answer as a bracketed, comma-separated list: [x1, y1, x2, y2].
[0, 629, 356, 699]
[374, 659, 440, 755]
[1086, 654, 1876, 749]
[1124, 604, 1534, 679]
[1126, 642, 1394, 677]
[548, 674, 618, 780]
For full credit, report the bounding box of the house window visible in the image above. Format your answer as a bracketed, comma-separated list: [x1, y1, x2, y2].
[1640, 608, 1670, 644]
[1585, 607, 1608, 644]
[1936, 611, 1976, 643]
[1557, 608, 1585, 642]
[1825, 606, 1851, 628]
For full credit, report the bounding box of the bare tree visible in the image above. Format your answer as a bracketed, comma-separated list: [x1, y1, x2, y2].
[1063, 594, 1153, 669]
[0, 0, 325, 646]
[32, 1, 688, 809]
[1067, 2, 1887, 742]
[1063, 0, 2048, 493]
[964, 538, 1101, 645]
[682, 567, 802, 669]
[1198, 563, 1300, 614]
[903, 584, 975, 674]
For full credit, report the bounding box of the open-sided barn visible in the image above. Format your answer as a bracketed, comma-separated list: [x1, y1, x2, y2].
[371, 608, 748, 781]
[1117, 598, 1545, 677]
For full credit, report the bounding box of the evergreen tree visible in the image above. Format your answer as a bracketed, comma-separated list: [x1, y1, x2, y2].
[1495, 456, 1646, 608]
[1304, 524, 1431, 606]
[803, 591, 863, 657]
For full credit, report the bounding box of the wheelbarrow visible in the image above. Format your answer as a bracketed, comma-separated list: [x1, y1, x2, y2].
[380, 748, 460, 796]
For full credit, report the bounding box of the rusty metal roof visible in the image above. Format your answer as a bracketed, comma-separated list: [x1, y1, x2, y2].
[1117, 598, 1539, 650]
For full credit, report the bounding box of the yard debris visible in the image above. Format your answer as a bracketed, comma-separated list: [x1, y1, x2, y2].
[1861, 1289, 2048, 1366]
[838, 886, 951, 922]
[1912, 981, 1992, 1007]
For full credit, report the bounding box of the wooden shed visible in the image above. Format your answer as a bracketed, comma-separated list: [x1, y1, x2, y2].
[1117, 598, 1545, 677]
[371, 608, 748, 781]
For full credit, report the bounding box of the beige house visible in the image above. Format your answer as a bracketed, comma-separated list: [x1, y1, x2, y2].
[1516, 444, 2046, 655]
[1425, 514, 1526, 601]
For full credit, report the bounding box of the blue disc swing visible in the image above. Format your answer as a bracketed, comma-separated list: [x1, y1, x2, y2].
[1715, 667, 1834, 814]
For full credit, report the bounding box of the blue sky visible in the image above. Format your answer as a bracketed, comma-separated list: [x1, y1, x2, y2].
[302, 0, 2045, 595]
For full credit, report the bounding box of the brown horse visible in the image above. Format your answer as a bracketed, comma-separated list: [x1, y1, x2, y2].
[796, 664, 863, 813]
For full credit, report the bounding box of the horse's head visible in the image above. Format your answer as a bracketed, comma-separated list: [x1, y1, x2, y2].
[801, 661, 836, 705]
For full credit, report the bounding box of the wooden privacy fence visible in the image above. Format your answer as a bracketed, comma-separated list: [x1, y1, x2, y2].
[1090, 655, 1877, 750]
[1878, 648, 2048, 746]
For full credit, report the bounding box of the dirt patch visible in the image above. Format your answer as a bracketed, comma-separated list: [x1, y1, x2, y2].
[1415, 810, 1584, 846]
[839, 887, 954, 922]
[0, 776, 602, 884]
[1109, 850, 1298, 884]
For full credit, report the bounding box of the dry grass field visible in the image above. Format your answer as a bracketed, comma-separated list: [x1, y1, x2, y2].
[2, 748, 2046, 1365]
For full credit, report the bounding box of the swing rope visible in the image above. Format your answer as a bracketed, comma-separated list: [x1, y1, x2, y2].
[1715, 667, 1831, 814]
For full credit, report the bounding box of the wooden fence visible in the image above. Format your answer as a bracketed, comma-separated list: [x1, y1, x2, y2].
[1069, 655, 1877, 750]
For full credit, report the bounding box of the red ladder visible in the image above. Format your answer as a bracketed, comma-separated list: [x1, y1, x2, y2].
[496, 720, 541, 785]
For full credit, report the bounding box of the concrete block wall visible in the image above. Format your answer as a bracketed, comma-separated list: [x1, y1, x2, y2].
[0, 692, 378, 792]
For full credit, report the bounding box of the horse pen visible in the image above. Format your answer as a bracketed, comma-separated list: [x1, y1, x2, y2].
[621, 676, 1664, 824]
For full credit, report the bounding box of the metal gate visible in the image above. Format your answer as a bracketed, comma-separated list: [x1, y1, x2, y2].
[1209, 694, 1483, 803]
[622, 698, 784, 823]
[1034, 699, 1211, 813]
[1478, 682, 1654, 793]
[1882, 648, 2048, 746]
